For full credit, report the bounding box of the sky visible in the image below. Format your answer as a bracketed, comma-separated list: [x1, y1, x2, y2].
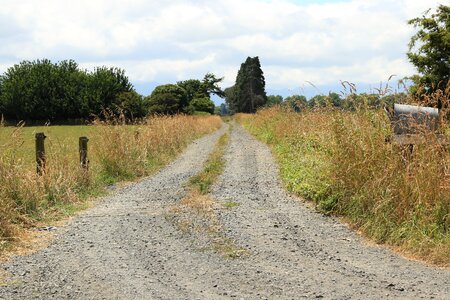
[0, 0, 446, 104]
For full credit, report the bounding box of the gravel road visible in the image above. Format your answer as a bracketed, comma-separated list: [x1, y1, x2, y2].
[0, 123, 449, 299]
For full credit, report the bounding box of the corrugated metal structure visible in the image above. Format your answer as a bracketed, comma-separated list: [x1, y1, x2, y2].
[391, 104, 439, 134]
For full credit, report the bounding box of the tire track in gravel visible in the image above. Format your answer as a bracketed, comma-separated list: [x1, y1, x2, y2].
[0, 122, 449, 300]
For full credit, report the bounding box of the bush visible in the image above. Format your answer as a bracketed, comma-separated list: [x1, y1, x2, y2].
[189, 97, 215, 114]
[146, 84, 188, 115]
[0, 59, 135, 121]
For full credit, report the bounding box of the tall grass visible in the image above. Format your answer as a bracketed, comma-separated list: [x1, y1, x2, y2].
[238, 94, 449, 266]
[0, 115, 221, 251]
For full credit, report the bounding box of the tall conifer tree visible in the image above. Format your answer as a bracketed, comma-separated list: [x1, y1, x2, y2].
[226, 56, 267, 113]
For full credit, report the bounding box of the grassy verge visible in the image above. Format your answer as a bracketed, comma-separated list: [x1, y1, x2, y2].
[237, 106, 449, 266]
[167, 130, 246, 258]
[0, 115, 222, 254]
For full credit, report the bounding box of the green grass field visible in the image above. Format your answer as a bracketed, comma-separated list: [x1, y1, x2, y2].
[0, 125, 98, 169]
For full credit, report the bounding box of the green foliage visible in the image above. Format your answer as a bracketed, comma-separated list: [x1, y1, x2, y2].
[225, 56, 267, 113]
[147, 93, 181, 115]
[380, 93, 408, 107]
[190, 97, 215, 114]
[86, 66, 133, 117]
[117, 91, 148, 119]
[177, 79, 205, 103]
[151, 74, 224, 116]
[308, 93, 343, 108]
[309, 95, 328, 108]
[202, 73, 225, 98]
[328, 92, 343, 107]
[147, 84, 188, 114]
[0, 59, 225, 120]
[177, 74, 224, 102]
[342, 93, 382, 110]
[266, 95, 283, 107]
[218, 103, 230, 115]
[283, 95, 307, 112]
[407, 5, 450, 95]
[0, 59, 136, 121]
[224, 86, 237, 114]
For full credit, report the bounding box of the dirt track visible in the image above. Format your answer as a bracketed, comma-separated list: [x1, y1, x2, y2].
[0, 123, 449, 299]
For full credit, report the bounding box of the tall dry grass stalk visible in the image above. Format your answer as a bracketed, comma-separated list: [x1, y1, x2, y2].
[239, 91, 449, 266]
[0, 115, 221, 251]
[94, 114, 221, 181]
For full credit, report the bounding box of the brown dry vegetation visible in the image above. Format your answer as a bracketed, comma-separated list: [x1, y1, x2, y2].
[0, 115, 221, 253]
[238, 91, 450, 266]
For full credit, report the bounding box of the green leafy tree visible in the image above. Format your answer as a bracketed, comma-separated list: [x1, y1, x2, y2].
[224, 86, 237, 114]
[177, 73, 224, 114]
[407, 4, 450, 97]
[226, 56, 267, 113]
[146, 84, 187, 114]
[0, 75, 4, 116]
[219, 103, 229, 115]
[308, 95, 327, 108]
[86, 66, 134, 116]
[54, 60, 90, 119]
[266, 95, 283, 107]
[283, 95, 307, 112]
[117, 91, 148, 119]
[202, 73, 225, 98]
[189, 97, 215, 114]
[0, 59, 135, 121]
[0, 59, 52, 120]
[177, 79, 205, 103]
[0, 59, 85, 120]
[380, 93, 408, 108]
[308, 93, 343, 108]
[342, 93, 382, 111]
[328, 92, 343, 107]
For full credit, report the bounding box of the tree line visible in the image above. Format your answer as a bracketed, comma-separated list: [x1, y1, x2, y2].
[0, 56, 268, 121]
[0, 59, 141, 122]
[0, 59, 223, 122]
[263, 92, 408, 112]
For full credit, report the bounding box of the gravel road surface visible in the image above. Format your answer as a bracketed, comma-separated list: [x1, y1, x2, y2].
[0, 123, 448, 299]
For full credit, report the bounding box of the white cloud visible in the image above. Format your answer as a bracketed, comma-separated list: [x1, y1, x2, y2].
[0, 0, 445, 95]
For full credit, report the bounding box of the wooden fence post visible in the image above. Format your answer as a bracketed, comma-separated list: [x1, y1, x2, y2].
[79, 136, 89, 170]
[35, 132, 46, 175]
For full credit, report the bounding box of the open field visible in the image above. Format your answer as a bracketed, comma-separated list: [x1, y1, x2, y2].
[237, 107, 450, 266]
[0, 125, 96, 169]
[0, 115, 222, 252]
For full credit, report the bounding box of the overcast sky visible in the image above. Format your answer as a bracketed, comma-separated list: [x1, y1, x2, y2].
[0, 0, 445, 102]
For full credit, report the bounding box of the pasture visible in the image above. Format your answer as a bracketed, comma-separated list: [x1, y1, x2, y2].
[0, 125, 96, 169]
